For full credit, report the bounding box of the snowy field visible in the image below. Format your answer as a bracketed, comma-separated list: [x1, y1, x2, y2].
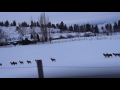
[0, 35, 120, 78]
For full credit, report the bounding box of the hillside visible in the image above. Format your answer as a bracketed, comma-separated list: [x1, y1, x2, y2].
[0, 34, 120, 78]
[0, 18, 119, 40]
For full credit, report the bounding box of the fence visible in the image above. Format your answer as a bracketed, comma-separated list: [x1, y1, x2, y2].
[0, 60, 44, 78]
[1, 34, 120, 48]
[1, 59, 120, 78]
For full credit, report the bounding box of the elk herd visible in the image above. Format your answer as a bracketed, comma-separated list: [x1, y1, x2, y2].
[10, 60, 31, 65]
[0, 58, 56, 67]
[103, 53, 120, 58]
[0, 60, 32, 66]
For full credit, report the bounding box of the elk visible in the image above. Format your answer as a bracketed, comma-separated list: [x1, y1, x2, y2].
[10, 61, 17, 65]
[113, 53, 120, 57]
[50, 58, 56, 62]
[108, 54, 112, 57]
[103, 53, 108, 58]
[117, 53, 120, 57]
[19, 61, 24, 64]
[113, 53, 118, 57]
[103, 53, 112, 58]
[0, 63, 2, 66]
[27, 60, 31, 64]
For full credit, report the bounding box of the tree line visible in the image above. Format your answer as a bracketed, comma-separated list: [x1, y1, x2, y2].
[1, 19, 120, 34]
[0, 20, 16, 27]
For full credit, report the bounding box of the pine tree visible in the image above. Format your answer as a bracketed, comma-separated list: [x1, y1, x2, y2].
[30, 20, 34, 27]
[47, 22, 52, 28]
[13, 20, 16, 26]
[64, 24, 67, 31]
[86, 23, 91, 32]
[21, 21, 28, 27]
[113, 22, 118, 32]
[56, 23, 59, 29]
[109, 23, 112, 33]
[83, 24, 86, 32]
[0, 22, 3, 26]
[1, 22, 3, 26]
[52, 24, 56, 29]
[80, 25, 84, 32]
[74, 24, 79, 32]
[37, 22, 40, 27]
[101, 26, 105, 34]
[4, 20, 9, 27]
[94, 25, 99, 34]
[91, 25, 95, 33]
[34, 21, 36, 27]
[105, 24, 109, 30]
[59, 21, 64, 32]
[69, 25, 73, 32]
[118, 20, 120, 31]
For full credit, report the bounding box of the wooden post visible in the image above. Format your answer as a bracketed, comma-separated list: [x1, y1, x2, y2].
[36, 60, 44, 78]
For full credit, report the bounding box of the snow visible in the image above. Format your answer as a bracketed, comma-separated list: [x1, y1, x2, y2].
[0, 26, 93, 42]
[0, 35, 120, 78]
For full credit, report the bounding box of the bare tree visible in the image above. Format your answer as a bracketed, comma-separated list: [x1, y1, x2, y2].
[0, 28, 8, 45]
[47, 16, 52, 43]
[31, 26, 37, 43]
[30, 16, 37, 44]
[18, 26, 27, 37]
[0, 28, 8, 39]
[38, 12, 48, 43]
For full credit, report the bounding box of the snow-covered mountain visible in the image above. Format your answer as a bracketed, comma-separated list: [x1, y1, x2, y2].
[67, 18, 119, 26]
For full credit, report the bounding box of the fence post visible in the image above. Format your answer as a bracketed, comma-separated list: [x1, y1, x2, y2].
[36, 60, 44, 78]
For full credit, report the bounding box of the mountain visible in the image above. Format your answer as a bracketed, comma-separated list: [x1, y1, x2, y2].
[67, 18, 119, 26]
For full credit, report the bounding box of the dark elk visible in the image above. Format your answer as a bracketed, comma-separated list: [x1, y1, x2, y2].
[103, 53, 108, 58]
[50, 58, 56, 62]
[103, 53, 112, 58]
[19, 61, 24, 64]
[108, 54, 112, 57]
[27, 60, 31, 64]
[117, 53, 120, 56]
[113, 53, 120, 57]
[113, 53, 118, 57]
[0, 63, 2, 66]
[10, 61, 17, 65]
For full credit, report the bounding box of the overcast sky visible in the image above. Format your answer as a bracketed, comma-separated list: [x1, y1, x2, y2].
[0, 12, 120, 25]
